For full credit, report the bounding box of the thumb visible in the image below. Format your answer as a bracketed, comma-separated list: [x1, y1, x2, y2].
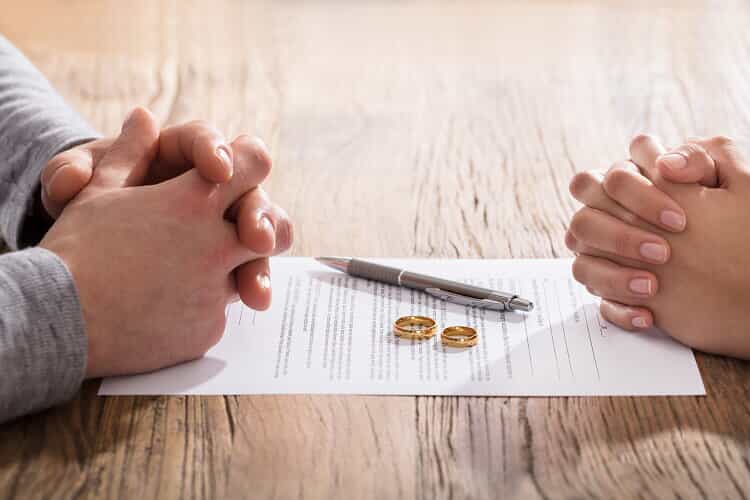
[41, 147, 94, 218]
[85, 107, 159, 196]
[656, 143, 718, 187]
[681, 136, 748, 189]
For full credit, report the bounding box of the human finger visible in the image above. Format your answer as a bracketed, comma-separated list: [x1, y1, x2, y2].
[602, 161, 687, 232]
[84, 107, 159, 197]
[686, 135, 750, 188]
[600, 299, 654, 331]
[41, 148, 94, 218]
[569, 207, 670, 264]
[215, 135, 272, 213]
[229, 186, 294, 255]
[569, 169, 637, 224]
[236, 257, 272, 310]
[564, 230, 653, 270]
[628, 134, 667, 181]
[571, 254, 658, 304]
[656, 142, 718, 187]
[154, 120, 234, 184]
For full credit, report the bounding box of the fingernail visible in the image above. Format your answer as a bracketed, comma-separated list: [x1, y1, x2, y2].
[659, 153, 687, 170]
[257, 273, 271, 290]
[660, 210, 686, 231]
[632, 316, 649, 329]
[640, 242, 668, 263]
[258, 212, 276, 234]
[629, 278, 652, 295]
[216, 145, 233, 178]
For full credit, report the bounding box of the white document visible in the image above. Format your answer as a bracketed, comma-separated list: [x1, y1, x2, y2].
[99, 258, 705, 396]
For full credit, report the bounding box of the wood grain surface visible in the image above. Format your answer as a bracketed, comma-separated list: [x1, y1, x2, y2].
[1, 1, 750, 498]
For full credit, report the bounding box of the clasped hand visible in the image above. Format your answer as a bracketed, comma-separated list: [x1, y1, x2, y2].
[568, 134, 750, 359]
[37, 108, 293, 377]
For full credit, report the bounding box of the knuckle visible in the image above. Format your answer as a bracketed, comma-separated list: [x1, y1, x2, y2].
[680, 142, 710, 161]
[187, 119, 211, 130]
[569, 209, 593, 240]
[286, 219, 295, 247]
[710, 135, 734, 148]
[277, 218, 294, 252]
[602, 168, 630, 198]
[253, 185, 270, 202]
[247, 138, 273, 173]
[619, 209, 638, 225]
[607, 160, 634, 173]
[599, 304, 618, 325]
[629, 133, 656, 151]
[233, 135, 272, 176]
[126, 106, 151, 122]
[603, 310, 631, 330]
[237, 210, 258, 249]
[569, 171, 594, 198]
[571, 258, 588, 284]
[49, 150, 71, 164]
[194, 132, 223, 156]
[612, 229, 633, 257]
[680, 142, 701, 155]
[131, 105, 150, 115]
[45, 151, 74, 172]
[603, 272, 622, 295]
[564, 230, 578, 252]
[196, 130, 217, 145]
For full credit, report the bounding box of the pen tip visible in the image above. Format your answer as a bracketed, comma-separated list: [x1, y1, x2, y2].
[315, 256, 350, 273]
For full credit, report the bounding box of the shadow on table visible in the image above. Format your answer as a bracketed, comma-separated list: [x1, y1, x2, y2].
[446, 303, 750, 470]
[99, 355, 227, 394]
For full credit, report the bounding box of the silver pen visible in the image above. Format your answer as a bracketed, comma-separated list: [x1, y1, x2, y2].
[316, 257, 534, 312]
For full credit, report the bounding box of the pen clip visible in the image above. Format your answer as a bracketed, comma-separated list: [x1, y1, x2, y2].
[424, 288, 508, 311]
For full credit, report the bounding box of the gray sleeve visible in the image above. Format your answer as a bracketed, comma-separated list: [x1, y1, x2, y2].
[0, 247, 86, 423]
[0, 35, 96, 422]
[0, 34, 99, 250]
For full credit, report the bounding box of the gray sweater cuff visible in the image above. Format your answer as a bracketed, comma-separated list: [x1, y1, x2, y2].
[0, 247, 86, 423]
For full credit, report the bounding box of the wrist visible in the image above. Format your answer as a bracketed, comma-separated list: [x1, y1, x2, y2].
[39, 232, 104, 379]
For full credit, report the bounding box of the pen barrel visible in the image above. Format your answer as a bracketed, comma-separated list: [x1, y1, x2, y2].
[346, 259, 532, 312]
[348, 259, 404, 285]
[401, 272, 496, 298]
[349, 259, 497, 297]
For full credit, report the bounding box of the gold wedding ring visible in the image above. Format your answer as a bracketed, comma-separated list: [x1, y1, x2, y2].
[441, 326, 478, 348]
[393, 316, 438, 340]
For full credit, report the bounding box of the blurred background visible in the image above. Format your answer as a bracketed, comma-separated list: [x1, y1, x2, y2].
[2, 0, 748, 258]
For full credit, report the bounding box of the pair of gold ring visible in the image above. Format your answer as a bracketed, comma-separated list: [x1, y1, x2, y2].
[393, 316, 478, 348]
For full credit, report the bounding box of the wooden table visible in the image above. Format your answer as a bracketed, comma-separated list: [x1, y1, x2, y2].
[1, 1, 749, 498]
